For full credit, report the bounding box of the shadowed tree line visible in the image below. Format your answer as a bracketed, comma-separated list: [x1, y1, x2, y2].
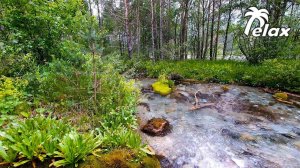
[86, 0, 300, 63]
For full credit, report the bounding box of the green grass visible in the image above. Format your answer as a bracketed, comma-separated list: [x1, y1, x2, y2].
[137, 59, 300, 93]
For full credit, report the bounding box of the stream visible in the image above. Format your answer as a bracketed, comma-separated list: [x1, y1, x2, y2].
[137, 79, 300, 168]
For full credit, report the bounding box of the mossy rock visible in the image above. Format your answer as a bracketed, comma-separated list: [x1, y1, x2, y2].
[273, 92, 288, 101]
[221, 85, 230, 92]
[152, 82, 172, 96]
[79, 149, 161, 168]
[141, 156, 161, 168]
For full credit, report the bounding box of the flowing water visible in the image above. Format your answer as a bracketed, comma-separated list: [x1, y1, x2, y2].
[137, 79, 300, 168]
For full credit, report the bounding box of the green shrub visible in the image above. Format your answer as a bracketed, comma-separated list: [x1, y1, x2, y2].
[0, 52, 36, 77]
[22, 56, 93, 112]
[98, 65, 139, 127]
[0, 76, 29, 115]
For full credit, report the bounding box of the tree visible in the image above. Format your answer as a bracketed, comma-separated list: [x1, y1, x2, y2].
[159, 0, 164, 59]
[150, 0, 155, 59]
[124, 0, 133, 58]
[209, 0, 215, 60]
[179, 0, 190, 60]
[213, 0, 221, 60]
[223, 0, 233, 59]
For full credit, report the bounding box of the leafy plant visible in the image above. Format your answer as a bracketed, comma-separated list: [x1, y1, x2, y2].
[100, 126, 143, 152]
[51, 131, 102, 168]
[98, 65, 139, 127]
[0, 117, 72, 166]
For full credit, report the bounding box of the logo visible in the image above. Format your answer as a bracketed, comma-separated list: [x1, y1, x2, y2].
[244, 7, 290, 37]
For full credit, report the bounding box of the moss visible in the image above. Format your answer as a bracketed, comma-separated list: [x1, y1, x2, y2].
[141, 156, 161, 168]
[273, 92, 288, 101]
[79, 149, 138, 168]
[152, 82, 171, 96]
[79, 149, 161, 168]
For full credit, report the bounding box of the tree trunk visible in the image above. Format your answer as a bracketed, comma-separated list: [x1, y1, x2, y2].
[223, 0, 232, 59]
[124, 0, 132, 59]
[213, 0, 221, 60]
[203, 1, 211, 59]
[96, 0, 102, 28]
[209, 0, 215, 60]
[196, 0, 201, 59]
[150, 0, 155, 59]
[200, 0, 206, 59]
[180, 0, 189, 60]
[119, 33, 124, 56]
[159, 0, 164, 59]
[174, 15, 178, 59]
[137, 0, 141, 57]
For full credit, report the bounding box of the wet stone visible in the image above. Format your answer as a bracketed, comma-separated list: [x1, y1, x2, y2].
[293, 141, 300, 150]
[221, 129, 240, 139]
[142, 118, 171, 136]
[170, 91, 192, 103]
[170, 73, 184, 85]
[141, 86, 153, 93]
[240, 133, 257, 142]
[138, 102, 150, 112]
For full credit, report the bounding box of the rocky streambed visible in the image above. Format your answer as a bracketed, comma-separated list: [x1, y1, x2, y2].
[137, 78, 300, 168]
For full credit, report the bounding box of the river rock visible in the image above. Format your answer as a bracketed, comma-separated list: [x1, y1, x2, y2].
[240, 133, 256, 142]
[294, 141, 300, 150]
[142, 118, 171, 136]
[170, 91, 191, 102]
[170, 73, 184, 85]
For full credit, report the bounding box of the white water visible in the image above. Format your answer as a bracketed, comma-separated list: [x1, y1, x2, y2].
[137, 79, 300, 168]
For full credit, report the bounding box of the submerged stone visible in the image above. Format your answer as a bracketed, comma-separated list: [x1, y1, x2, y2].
[142, 118, 171, 136]
[293, 141, 300, 150]
[240, 133, 256, 142]
[170, 91, 191, 103]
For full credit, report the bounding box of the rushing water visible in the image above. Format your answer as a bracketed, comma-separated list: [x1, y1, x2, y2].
[137, 79, 300, 168]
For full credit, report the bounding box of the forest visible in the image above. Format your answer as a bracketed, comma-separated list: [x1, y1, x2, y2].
[0, 0, 299, 167]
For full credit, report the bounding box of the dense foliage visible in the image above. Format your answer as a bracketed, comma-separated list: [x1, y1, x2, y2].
[0, 0, 147, 167]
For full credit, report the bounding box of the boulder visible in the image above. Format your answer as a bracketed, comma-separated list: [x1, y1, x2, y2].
[142, 118, 171, 136]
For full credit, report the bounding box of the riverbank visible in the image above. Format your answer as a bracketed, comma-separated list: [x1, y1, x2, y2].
[136, 59, 299, 93]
